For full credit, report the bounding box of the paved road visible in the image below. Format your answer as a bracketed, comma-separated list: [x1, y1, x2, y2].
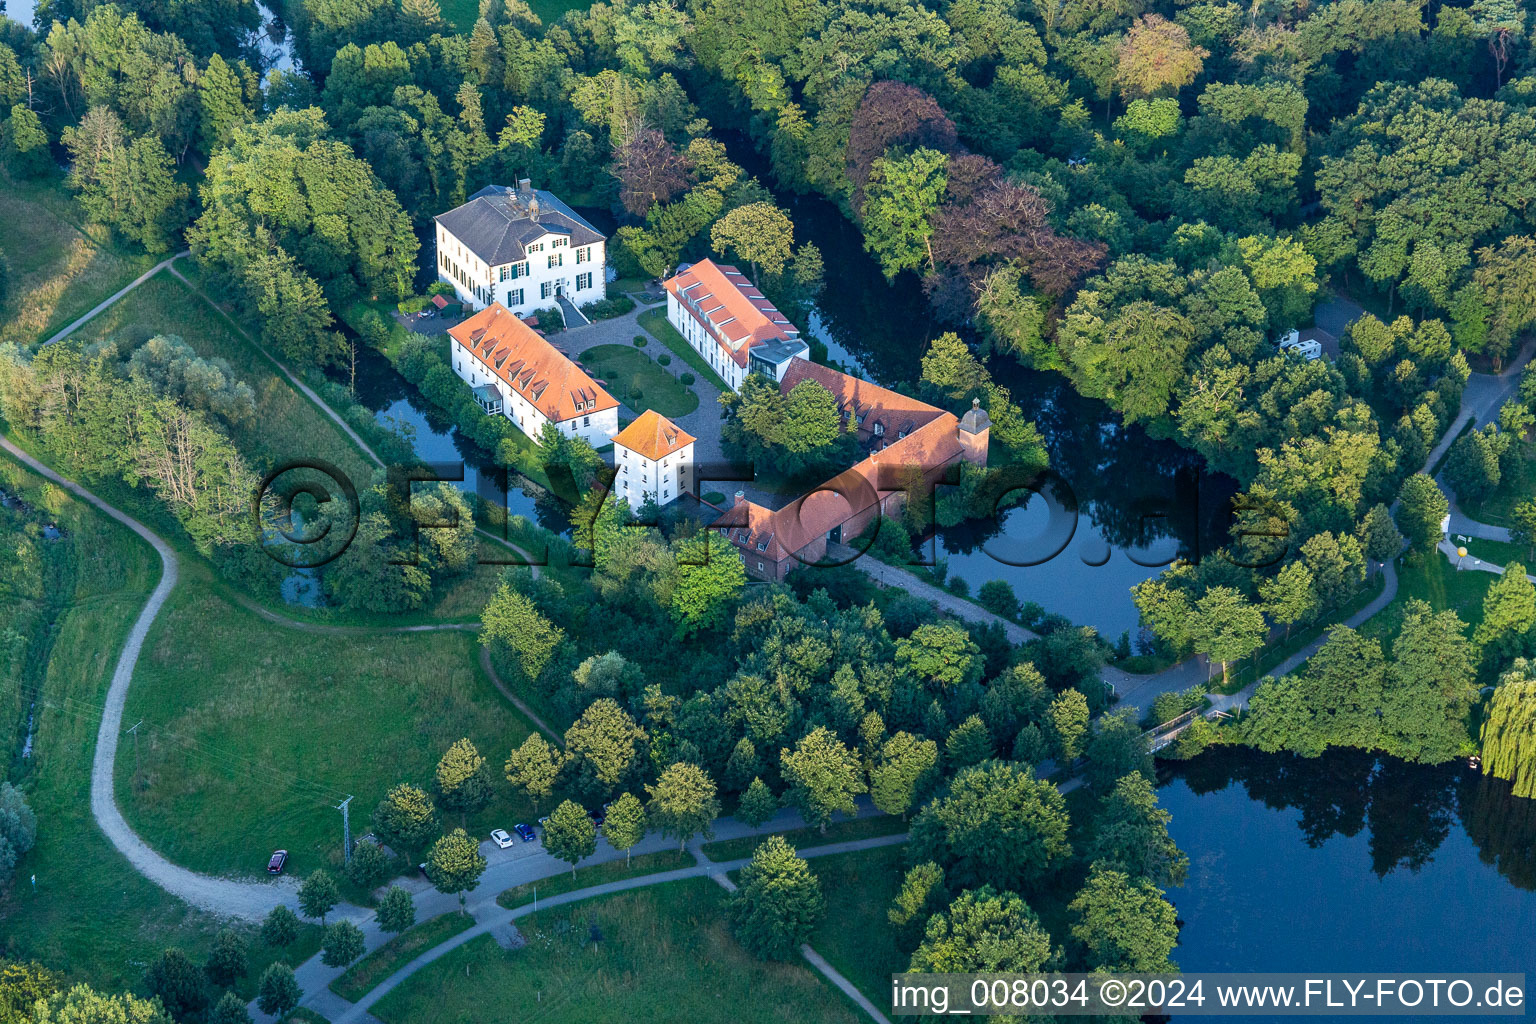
[1208, 559, 1401, 714]
[39, 250, 190, 347]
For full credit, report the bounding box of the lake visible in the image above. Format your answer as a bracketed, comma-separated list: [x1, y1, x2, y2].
[1160, 748, 1536, 1019]
[718, 133, 1237, 638]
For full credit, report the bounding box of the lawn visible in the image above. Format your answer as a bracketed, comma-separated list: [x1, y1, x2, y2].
[0, 171, 156, 349]
[0, 451, 325, 992]
[1360, 551, 1495, 645]
[700, 813, 907, 862]
[579, 343, 699, 419]
[637, 307, 732, 392]
[330, 912, 477, 1003]
[372, 878, 864, 1024]
[69, 271, 376, 486]
[116, 583, 539, 883]
[803, 845, 908, 1012]
[495, 849, 694, 908]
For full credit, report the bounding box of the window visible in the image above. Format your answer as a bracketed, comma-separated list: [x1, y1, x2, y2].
[583, 416, 590, 426]
[552, 238, 567, 248]
[575, 247, 588, 264]
[541, 281, 553, 299]
[548, 254, 563, 268]
[499, 266, 510, 282]
[507, 288, 524, 305]
[757, 562, 765, 572]
[577, 272, 592, 290]
[528, 242, 544, 253]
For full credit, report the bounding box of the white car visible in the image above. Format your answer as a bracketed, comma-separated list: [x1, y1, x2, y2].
[489, 828, 515, 849]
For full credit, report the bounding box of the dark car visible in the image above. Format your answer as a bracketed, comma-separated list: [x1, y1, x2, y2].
[513, 823, 537, 842]
[590, 807, 606, 827]
[267, 850, 288, 875]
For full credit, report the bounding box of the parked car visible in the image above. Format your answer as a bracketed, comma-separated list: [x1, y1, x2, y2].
[267, 850, 288, 875]
[513, 823, 537, 843]
[417, 862, 430, 877]
[490, 828, 515, 849]
[590, 806, 606, 827]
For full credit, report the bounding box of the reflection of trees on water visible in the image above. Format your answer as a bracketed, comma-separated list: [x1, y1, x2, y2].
[1461, 775, 1536, 890]
[1165, 748, 1536, 886]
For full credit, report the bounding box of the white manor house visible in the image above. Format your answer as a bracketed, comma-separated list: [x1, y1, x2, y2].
[434, 179, 607, 318]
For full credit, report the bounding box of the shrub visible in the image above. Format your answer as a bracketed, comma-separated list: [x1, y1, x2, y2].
[397, 296, 430, 314]
[657, 353, 671, 366]
[633, 335, 648, 347]
[579, 295, 636, 320]
[629, 387, 644, 401]
[680, 372, 695, 385]
[427, 281, 455, 296]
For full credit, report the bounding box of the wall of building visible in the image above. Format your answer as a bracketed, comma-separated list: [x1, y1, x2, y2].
[615, 443, 694, 508]
[438, 227, 606, 317]
[667, 293, 746, 390]
[450, 337, 615, 449]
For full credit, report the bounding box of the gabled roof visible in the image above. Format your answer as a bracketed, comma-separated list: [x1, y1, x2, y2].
[663, 259, 800, 368]
[713, 413, 965, 563]
[436, 185, 605, 267]
[448, 304, 618, 424]
[778, 358, 946, 444]
[612, 409, 695, 462]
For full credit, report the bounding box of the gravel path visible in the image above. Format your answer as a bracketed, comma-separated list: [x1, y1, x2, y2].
[40, 251, 191, 347]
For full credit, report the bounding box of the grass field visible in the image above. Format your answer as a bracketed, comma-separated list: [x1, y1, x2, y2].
[116, 583, 538, 883]
[637, 307, 732, 392]
[699, 813, 907, 862]
[495, 850, 694, 908]
[0, 451, 324, 991]
[580, 344, 700, 418]
[0, 171, 156, 349]
[372, 878, 863, 1024]
[70, 271, 376, 486]
[803, 845, 908, 1011]
[1360, 552, 1495, 645]
[330, 911, 477, 1003]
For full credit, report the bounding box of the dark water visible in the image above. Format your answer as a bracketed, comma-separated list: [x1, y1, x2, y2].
[335, 342, 572, 536]
[1160, 748, 1536, 1017]
[719, 134, 1236, 637]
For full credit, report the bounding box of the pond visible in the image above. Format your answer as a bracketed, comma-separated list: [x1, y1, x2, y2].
[718, 132, 1237, 638]
[1159, 747, 1536, 1017]
[341, 341, 573, 534]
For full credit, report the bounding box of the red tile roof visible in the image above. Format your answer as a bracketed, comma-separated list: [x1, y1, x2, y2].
[612, 409, 695, 462]
[663, 259, 800, 368]
[779, 358, 946, 442]
[448, 304, 618, 423]
[712, 361, 965, 564]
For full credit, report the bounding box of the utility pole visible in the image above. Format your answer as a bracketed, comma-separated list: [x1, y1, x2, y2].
[337, 795, 354, 864]
[127, 721, 143, 777]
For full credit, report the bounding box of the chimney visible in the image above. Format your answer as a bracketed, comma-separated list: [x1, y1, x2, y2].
[517, 178, 532, 199]
[734, 490, 745, 505]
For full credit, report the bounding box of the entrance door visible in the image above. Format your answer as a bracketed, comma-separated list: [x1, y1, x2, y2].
[829, 524, 842, 544]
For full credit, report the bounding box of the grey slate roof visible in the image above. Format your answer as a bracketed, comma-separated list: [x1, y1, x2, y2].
[435, 186, 605, 267]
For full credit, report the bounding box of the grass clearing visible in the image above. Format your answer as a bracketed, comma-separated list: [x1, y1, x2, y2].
[330, 912, 477, 1003]
[0, 449, 325, 992]
[579, 343, 699, 418]
[116, 584, 538, 884]
[701, 813, 906, 862]
[495, 849, 695, 908]
[637, 307, 731, 392]
[372, 878, 863, 1024]
[0, 171, 156, 349]
[804, 844, 908, 1011]
[68, 271, 375, 485]
[1360, 552, 1495, 644]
